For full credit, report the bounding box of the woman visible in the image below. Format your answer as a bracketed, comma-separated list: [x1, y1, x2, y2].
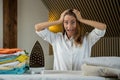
[35, 9, 106, 71]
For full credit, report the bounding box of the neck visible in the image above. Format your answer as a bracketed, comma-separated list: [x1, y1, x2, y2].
[66, 34, 72, 39]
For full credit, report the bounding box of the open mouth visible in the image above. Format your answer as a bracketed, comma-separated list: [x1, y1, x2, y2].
[67, 29, 75, 32]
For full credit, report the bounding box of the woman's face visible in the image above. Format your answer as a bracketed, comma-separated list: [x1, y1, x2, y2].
[63, 15, 77, 38]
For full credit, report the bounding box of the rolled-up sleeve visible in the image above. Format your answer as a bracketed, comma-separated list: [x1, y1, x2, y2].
[87, 28, 106, 47]
[36, 29, 56, 44]
[36, 29, 48, 39]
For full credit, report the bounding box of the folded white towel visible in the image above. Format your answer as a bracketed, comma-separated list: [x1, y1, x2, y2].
[0, 51, 25, 57]
[82, 57, 120, 69]
[0, 61, 19, 67]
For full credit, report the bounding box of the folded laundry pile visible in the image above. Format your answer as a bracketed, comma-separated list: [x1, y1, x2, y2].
[81, 57, 120, 79]
[0, 48, 29, 74]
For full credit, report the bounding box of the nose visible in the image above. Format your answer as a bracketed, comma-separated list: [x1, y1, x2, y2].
[67, 23, 72, 29]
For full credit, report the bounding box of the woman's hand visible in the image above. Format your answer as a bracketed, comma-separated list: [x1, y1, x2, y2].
[59, 9, 69, 23]
[73, 9, 83, 22]
[73, 9, 106, 30]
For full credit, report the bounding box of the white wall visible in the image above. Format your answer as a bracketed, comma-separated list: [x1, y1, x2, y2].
[0, 0, 53, 70]
[18, 0, 53, 69]
[0, 0, 3, 47]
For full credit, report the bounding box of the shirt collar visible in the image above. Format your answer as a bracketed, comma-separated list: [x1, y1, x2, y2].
[64, 33, 74, 41]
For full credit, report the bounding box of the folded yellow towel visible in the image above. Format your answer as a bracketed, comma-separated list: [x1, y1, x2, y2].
[0, 54, 28, 64]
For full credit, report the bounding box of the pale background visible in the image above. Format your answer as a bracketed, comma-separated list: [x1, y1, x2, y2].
[0, 0, 53, 70]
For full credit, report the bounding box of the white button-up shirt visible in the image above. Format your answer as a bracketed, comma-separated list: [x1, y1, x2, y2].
[36, 28, 106, 71]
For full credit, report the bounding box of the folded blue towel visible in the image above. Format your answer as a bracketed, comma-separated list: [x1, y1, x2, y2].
[0, 55, 17, 62]
[0, 64, 29, 74]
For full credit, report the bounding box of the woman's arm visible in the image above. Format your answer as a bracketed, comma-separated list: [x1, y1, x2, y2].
[35, 20, 61, 32]
[73, 9, 107, 30]
[79, 19, 107, 30]
[35, 10, 68, 32]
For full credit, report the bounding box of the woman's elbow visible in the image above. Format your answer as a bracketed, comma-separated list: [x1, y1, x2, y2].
[100, 24, 107, 30]
[35, 24, 41, 31]
[103, 24, 107, 30]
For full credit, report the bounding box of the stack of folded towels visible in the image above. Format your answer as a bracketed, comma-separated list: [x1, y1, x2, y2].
[0, 48, 29, 74]
[81, 57, 120, 78]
